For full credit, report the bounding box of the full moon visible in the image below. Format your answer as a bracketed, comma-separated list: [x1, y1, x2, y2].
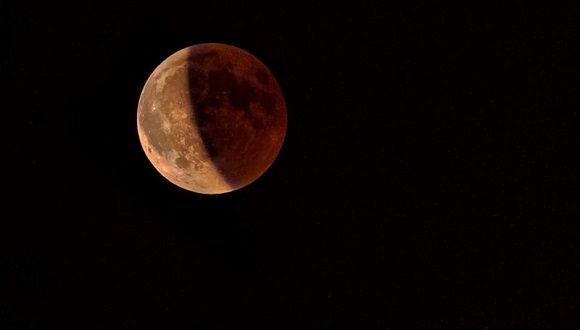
[137, 44, 287, 194]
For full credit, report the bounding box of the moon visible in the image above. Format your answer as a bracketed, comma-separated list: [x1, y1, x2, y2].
[137, 44, 287, 194]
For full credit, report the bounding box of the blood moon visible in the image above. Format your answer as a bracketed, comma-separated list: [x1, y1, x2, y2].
[137, 44, 287, 194]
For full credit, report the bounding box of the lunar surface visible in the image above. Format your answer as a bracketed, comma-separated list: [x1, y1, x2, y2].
[137, 44, 287, 194]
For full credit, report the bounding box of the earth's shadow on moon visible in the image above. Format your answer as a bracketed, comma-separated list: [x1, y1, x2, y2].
[185, 45, 286, 191]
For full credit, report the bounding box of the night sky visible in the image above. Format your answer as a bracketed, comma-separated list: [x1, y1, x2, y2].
[3, 1, 580, 329]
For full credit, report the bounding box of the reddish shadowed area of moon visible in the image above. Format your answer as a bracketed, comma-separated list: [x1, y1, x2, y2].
[137, 44, 287, 194]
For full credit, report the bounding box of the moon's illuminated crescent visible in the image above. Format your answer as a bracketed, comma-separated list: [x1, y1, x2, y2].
[137, 44, 287, 194]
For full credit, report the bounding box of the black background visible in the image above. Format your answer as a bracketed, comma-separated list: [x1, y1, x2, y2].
[2, 1, 580, 329]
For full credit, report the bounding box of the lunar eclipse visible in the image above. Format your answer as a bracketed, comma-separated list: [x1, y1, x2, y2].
[137, 43, 287, 194]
